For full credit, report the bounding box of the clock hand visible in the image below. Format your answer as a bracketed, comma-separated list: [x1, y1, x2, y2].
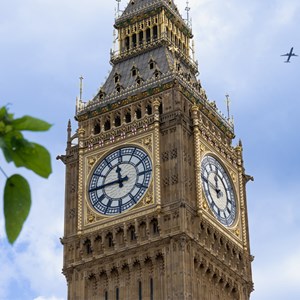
[208, 180, 223, 199]
[214, 174, 224, 198]
[116, 165, 125, 188]
[214, 175, 219, 189]
[89, 175, 129, 193]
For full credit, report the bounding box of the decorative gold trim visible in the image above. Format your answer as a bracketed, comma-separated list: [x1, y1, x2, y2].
[191, 105, 202, 215]
[153, 98, 161, 211]
[81, 130, 157, 229]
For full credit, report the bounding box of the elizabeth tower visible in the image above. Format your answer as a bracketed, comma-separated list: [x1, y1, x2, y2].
[60, 0, 253, 299]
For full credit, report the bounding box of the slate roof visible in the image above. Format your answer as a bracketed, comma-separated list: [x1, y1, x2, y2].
[86, 45, 198, 109]
[102, 47, 171, 95]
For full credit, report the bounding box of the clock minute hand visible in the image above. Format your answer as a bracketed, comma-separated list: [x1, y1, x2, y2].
[89, 176, 129, 193]
[208, 180, 223, 198]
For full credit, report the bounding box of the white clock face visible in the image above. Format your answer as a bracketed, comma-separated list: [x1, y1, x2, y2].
[88, 146, 152, 216]
[201, 155, 236, 226]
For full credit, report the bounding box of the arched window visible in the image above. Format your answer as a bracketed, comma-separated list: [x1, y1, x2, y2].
[116, 84, 122, 93]
[94, 123, 101, 134]
[99, 89, 105, 100]
[114, 73, 120, 84]
[151, 219, 159, 235]
[131, 66, 138, 77]
[146, 104, 152, 115]
[106, 233, 113, 248]
[125, 111, 131, 123]
[153, 25, 158, 40]
[154, 69, 161, 79]
[136, 108, 142, 119]
[159, 103, 163, 114]
[84, 239, 92, 255]
[139, 31, 144, 45]
[146, 28, 151, 43]
[150, 278, 154, 300]
[115, 115, 121, 127]
[132, 33, 137, 48]
[104, 119, 111, 131]
[128, 226, 136, 241]
[138, 281, 142, 300]
[125, 36, 130, 50]
[116, 287, 119, 300]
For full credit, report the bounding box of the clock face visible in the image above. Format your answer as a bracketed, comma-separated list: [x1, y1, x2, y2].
[88, 146, 152, 216]
[201, 155, 236, 226]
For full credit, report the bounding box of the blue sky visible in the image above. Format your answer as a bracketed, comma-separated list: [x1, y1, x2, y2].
[1, 0, 300, 299]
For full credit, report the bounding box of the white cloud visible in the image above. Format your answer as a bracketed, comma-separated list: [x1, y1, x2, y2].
[0, 164, 67, 299]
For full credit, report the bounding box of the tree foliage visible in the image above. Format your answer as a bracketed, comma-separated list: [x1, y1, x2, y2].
[0, 106, 52, 244]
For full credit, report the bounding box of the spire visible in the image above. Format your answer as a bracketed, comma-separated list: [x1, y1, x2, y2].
[79, 75, 84, 101]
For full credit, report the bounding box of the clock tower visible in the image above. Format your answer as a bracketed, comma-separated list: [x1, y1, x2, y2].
[60, 0, 253, 299]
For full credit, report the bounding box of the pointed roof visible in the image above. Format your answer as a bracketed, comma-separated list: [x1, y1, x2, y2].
[122, 0, 176, 15]
[118, 0, 181, 24]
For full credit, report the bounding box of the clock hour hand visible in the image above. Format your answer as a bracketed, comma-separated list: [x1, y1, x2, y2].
[116, 165, 125, 188]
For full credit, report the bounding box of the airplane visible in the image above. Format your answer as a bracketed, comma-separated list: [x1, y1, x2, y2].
[281, 47, 298, 63]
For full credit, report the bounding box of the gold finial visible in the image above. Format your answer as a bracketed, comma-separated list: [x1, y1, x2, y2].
[79, 76, 84, 101]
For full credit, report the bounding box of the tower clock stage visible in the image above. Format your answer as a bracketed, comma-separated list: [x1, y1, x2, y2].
[59, 0, 254, 299]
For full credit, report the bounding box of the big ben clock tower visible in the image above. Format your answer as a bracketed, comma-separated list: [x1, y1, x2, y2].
[59, 0, 253, 299]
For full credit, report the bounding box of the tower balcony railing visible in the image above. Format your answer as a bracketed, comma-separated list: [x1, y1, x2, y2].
[115, 0, 191, 30]
[110, 34, 198, 74]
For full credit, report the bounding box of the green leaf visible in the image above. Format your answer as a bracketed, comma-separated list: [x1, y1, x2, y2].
[4, 174, 31, 244]
[0, 106, 7, 119]
[11, 142, 52, 178]
[12, 115, 52, 131]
